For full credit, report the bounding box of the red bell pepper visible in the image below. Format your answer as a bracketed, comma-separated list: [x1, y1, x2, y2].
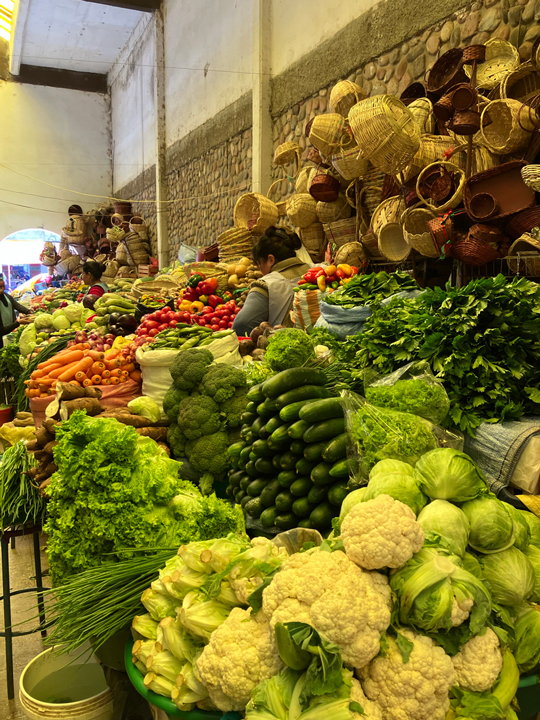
[183, 287, 199, 302]
[350, 266, 359, 275]
[336, 268, 346, 279]
[208, 295, 222, 308]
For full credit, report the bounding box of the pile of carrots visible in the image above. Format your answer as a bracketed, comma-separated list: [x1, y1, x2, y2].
[25, 343, 142, 399]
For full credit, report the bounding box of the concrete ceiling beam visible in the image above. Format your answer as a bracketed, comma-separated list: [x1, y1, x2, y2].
[81, 0, 160, 11]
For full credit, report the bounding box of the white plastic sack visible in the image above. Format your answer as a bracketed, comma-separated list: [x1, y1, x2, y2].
[135, 334, 242, 413]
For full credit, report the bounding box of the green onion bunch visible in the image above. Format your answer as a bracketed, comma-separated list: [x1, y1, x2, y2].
[0, 441, 43, 531]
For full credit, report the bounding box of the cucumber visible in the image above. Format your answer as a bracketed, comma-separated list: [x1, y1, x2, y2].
[226, 485, 234, 498]
[235, 489, 246, 503]
[298, 518, 315, 529]
[240, 476, 252, 491]
[311, 462, 334, 486]
[262, 367, 327, 399]
[228, 470, 244, 488]
[330, 458, 352, 478]
[244, 496, 264, 519]
[247, 383, 265, 403]
[240, 423, 250, 438]
[308, 484, 328, 504]
[259, 423, 269, 439]
[280, 451, 300, 471]
[310, 502, 335, 531]
[328, 480, 349, 507]
[268, 435, 290, 451]
[288, 420, 309, 440]
[243, 431, 255, 445]
[260, 506, 277, 527]
[270, 425, 291, 445]
[272, 454, 283, 470]
[280, 400, 318, 423]
[251, 416, 266, 437]
[257, 398, 280, 418]
[265, 415, 285, 435]
[241, 411, 257, 425]
[299, 397, 344, 423]
[255, 457, 274, 475]
[303, 418, 346, 444]
[252, 439, 273, 458]
[290, 477, 312, 497]
[296, 458, 317, 476]
[238, 458, 247, 471]
[247, 478, 267, 497]
[275, 385, 332, 411]
[245, 460, 258, 477]
[278, 470, 297, 488]
[290, 440, 306, 456]
[249, 451, 257, 463]
[292, 497, 316, 518]
[275, 491, 294, 513]
[322, 433, 348, 463]
[241, 495, 251, 509]
[304, 443, 325, 462]
[240, 446, 252, 464]
[228, 441, 246, 460]
[245, 401, 258, 413]
[260, 479, 281, 508]
[274, 513, 297, 530]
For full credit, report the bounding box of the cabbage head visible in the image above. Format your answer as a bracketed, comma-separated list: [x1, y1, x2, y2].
[413, 448, 488, 502]
[128, 396, 161, 424]
[52, 313, 71, 330]
[34, 313, 54, 330]
[504, 504, 530, 551]
[339, 487, 368, 521]
[521, 511, 540, 549]
[364, 471, 427, 516]
[514, 605, 540, 673]
[524, 545, 540, 603]
[461, 496, 515, 554]
[390, 546, 492, 638]
[369, 459, 414, 479]
[18, 323, 36, 356]
[417, 499, 470, 557]
[62, 303, 82, 323]
[478, 546, 535, 606]
[462, 551, 482, 577]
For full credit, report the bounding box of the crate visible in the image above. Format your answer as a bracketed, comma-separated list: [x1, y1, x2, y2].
[137, 264, 159, 277]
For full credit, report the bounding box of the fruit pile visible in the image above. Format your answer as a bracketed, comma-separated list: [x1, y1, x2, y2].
[191, 299, 240, 331]
[136, 308, 192, 338]
[226, 367, 351, 532]
[295, 263, 360, 292]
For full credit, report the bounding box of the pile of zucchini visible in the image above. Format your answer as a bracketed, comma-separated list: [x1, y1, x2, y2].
[226, 367, 351, 532]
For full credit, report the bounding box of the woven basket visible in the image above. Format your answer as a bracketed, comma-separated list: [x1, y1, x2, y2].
[334, 241, 367, 266]
[371, 196, 406, 238]
[408, 98, 436, 134]
[116, 243, 128, 266]
[274, 141, 300, 167]
[445, 142, 499, 177]
[184, 262, 228, 292]
[507, 233, 540, 273]
[480, 99, 537, 153]
[466, 38, 519, 90]
[401, 206, 439, 257]
[403, 135, 456, 182]
[234, 193, 279, 233]
[362, 166, 386, 217]
[349, 95, 420, 175]
[464, 161, 535, 223]
[309, 172, 341, 202]
[218, 227, 254, 262]
[286, 193, 318, 228]
[360, 230, 380, 257]
[324, 216, 358, 249]
[300, 223, 326, 262]
[416, 161, 466, 212]
[506, 207, 540, 240]
[308, 114, 346, 158]
[450, 225, 505, 266]
[500, 62, 540, 103]
[521, 164, 540, 192]
[378, 222, 411, 262]
[129, 217, 148, 240]
[296, 167, 314, 194]
[330, 80, 366, 117]
[316, 194, 351, 224]
[400, 82, 427, 103]
[427, 48, 468, 97]
[331, 144, 369, 180]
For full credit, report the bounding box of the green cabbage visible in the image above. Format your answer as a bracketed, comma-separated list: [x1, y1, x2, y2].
[339, 487, 368, 521]
[461, 496, 515, 554]
[52, 314, 71, 330]
[413, 448, 488, 502]
[417, 499, 470, 557]
[514, 605, 540, 673]
[504, 504, 530, 551]
[62, 303, 82, 323]
[364, 472, 427, 516]
[524, 545, 540, 602]
[34, 313, 55, 330]
[521, 511, 540, 549]
[462, 551, 482, 577]
[478, 547, 535, 606]
[369, 459, 414, 478]
[18, 323, 36, 356]
[128, 396, 161, 423]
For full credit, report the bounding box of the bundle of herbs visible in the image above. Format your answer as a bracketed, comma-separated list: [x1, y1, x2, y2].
[322, 271, 418, 309]
[0, 327, 24, 382]
[0, 441, 44, 530]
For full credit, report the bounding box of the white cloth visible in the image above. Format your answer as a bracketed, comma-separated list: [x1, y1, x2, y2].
[296, 244, 314, 267]
[263, 271, 296, 326]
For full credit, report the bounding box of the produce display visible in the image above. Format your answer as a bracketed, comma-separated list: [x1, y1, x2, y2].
[142, 324, 234, 352]
[295, 262, 360, 292]
[92, 293, 137, 336]
[321, 270, 418, 308]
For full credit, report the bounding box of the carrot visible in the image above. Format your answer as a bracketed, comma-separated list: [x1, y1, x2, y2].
[58, 357, 93, 383]
[69, 380, 81, 387]
[31, 364, 62, 380]
[102, 370, 111, 379]
[109, 369, 121, 378]
[105, 349, 119, 360]
[120, 371, 129, 378]
[36, 348, 74, 369]
[75, 371, 87, 382]
[121, 363, 136, 373]
[110, 377, 120, 385]
[37, 378, 55, 387]
[91, 375, 102, 385]
[105, 358, 121, 369]
[82, 343, 91, 350]
[102, 378, 112, 385]
[91, 362, 105, 375]
[119, 376, 127, 383]
[83, 378, 93, 388]
[87, 351, 105, 362]
[129, 370, 142, 382]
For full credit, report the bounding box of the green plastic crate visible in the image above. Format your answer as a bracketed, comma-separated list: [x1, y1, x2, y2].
[517, 676, 540, 720]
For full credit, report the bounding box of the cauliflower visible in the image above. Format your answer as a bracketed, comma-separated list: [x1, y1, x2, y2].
[451, 597, 474, 627]
[200, 364, 247, 404]
[360, 629, 457, 720]
[170, 348, 214, 390]
[228, 537, 288, 604]
[351, 677, 383, 720]
[262, 548, 392, 669]
[451, 627, 503, 692]
[177, 396, 222, 440]
[341, 495, 425, 570]
[196, 607, 282, 712]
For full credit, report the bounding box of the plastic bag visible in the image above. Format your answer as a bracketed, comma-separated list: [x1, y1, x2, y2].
[177, 243, 198, 264]
[293, 289, 324, 331]
[363, 361, 450, 425]
[314, 302, 371, 339]
[0, 423, 36, 451]
[342, 390, 463, 480]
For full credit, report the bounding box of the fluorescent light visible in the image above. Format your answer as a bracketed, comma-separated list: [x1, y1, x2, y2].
[0, 1, 15, 12]
[0, 26, 9, 41]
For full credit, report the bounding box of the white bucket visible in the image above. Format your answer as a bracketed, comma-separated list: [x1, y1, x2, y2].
[19, 646, 114, 720]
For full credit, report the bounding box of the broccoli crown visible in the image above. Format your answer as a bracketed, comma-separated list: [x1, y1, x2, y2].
[177, 395, 222, 440]
[185, 431, 230, 476]
[170, 348, 214, 390]
[167, 423, 187, 459]
[265, 328, 315, 371]
[163, 386, 189, 423]
[221, 388, 248, 429]
[200, 364, 247, 403]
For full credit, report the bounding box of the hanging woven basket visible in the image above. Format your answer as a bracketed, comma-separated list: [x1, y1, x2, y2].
[308, 114, 347, 158]
[323, 216, 358, 249]
[330, 80, 367, 117]
[309, 171, 341, 202]
[408, 98, 436, 135]
[296, 167, 315, 194]
[521, 164, 540, 192]
[274, 141, 301, 167]
[300, 222, 326, 262]
[403, 135, 456, 182]
[465, 38, 519, 90]
[401, 206, 439, 258]
[316, 194, 352, 224]
[416, 161, 466, 213]
[234, 193, 279, 233]
[331, 144, 369, 181]
[480, 99, 537, 153]
[427, 48, 469, 97]
[507, 233, 540, 274]
[286, 193, 318, 228]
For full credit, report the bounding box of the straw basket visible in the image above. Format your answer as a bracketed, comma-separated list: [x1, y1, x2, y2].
[401, 82, 427, 104]
[330, 80, 366, 117]
[507, 233, 540, 274]
[466, 38, 519, 90]
[500, 62, 540, 103]
[445, 142, 499, 177]
[323, 217, 358, 249]
[403, 135, 456, 182]
[521, 164, 540, 192]
[360, 230, 380, 257]
[362, 166, 386, 218]
[401, 206, 439, 257]
[427, 48, 468, 97]
[316, 194, 351, 224]
[416, 161, 466, 213]
[308, 114, 346, 158]
[274, 141, 300, 167]
[480, 100, 537, 153]
[309, 172, 341, 202]
[217, 227, 254, 263]
[331, 144, 369, 180]
[378, 222, 411, 262]
[296, 167, 314, 194]
[300, 222, 326, 262]
[506, 207, 540, 240]
[371, 196, 406, 238]
[234, 193, 279, 233]
[450, 225, 506, 266]
[129, 217, 148, 240]
[286, 194, 318, 228]
[349, 96, 420, 175]
[408, 98, 436, 134]
[334, 241, 367, 266]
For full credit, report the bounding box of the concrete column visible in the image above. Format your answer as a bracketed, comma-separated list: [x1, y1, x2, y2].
[154, 8, 169, 268]
[252, 0, 272, 195]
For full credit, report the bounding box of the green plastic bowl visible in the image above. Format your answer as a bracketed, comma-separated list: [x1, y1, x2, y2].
[125, 639, 224, 720]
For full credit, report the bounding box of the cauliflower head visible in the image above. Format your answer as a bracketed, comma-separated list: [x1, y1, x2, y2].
[451, 627, 503, 692]
[359, 629, 457, 720]
[170, 348, 214, 390]
[228, 537, 288, 604]
[262, 548, 392, 669]
[342, 494, 425, 570]
[351, 677, 383, 720]
[196, 607, 282, 712]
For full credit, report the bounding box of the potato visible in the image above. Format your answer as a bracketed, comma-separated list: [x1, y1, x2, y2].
[253, 271, 263, 279]
[240, 257, 252, 266]
[235, 265, 247, 278]
[228, 274, 239, 288]
[227, 263, 237, 275]
[252, 349, 266, 360]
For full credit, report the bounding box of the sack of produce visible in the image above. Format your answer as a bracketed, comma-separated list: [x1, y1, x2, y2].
[314, 301, 371, 339]
[293, 288, 324, 331]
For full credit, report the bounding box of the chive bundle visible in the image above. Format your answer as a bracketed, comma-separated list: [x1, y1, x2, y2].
[0, 441, 44, 531]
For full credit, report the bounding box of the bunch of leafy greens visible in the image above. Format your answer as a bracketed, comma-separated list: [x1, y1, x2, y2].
[265, 329, 315, 372]
[322, 271, 418, 309]
[0, 328, 24, 381]
[365, 374, 450, 425]
[44, 411, 244, 585]
[352, 275, 540, 435]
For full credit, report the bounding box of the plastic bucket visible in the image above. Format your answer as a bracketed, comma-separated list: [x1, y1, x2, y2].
[19, 646, 114, 720]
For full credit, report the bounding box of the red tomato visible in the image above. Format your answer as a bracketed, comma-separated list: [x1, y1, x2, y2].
[210, 324, 220, 331]
[198, 317, 207, 325]
[233, 307, 241, 315]
[158, 323, 169, 331]
[222, 314, 231, 322]
[218, 319, 228, 329]
[148, 328, 160, 337]
[215, 309, 226, 318]
[146, 320, 160, 329]
[138, 328, 148, 336]
[180, 312, 191, 323]
[169, 320, 178, 328]
[228, 322, 233, 328]
[173, 311, 183, 321]
[225, 300, 236, 311]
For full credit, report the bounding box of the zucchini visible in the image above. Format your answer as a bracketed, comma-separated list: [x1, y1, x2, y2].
[228, 470, 244, 488]
[240, 446, 252, 464]
[235, 489, 246, 503]
[246, 383, 265, 403]
[298, 518, 315, 529]
[228, 441, 246, 460]
[247, 478, 267, 497]
[243, 431, 255, 445]
[260, 506, 277, 527]
[280, 451, 300, 471]
[288, 420, 309, 440]
[255, 457, 274, 475]
[251, 416, 266, 437]
[262, 367, 327, 399]
[303, 418, 346, 444]
[296, 458, 317, 477]
[275, 385, 332, 411]
[280, 400, 318, 423]
[265, 415, 285, 435]
[240, 476, 252, 491]
[245, 401, 258, 413]
[268, 435, 290, 452]
[275, 491, 294, 513]
[274, 513, 297, 530]
[260, 480, 281, 508]
[304, 443, 325, 462]
[241, 494, 252, 509]
[245, 460, 258, 477]
[259, 423, 269, 439]
[241, 411, 257, 425]
[322, 433, 348, 463]
[308, 484, 328, 505]
[299, 397, 344, 424]
[249, 451, 257, 463]
[289, 440, 306, 456]
[257, 398, 280, 418]
[270, 425, 291, 445]
[272, 454, 283, 470]
[311, 462, 334, 486]
[328, 480, 349, 507]
[329, 458, 352, 478]
[292, 497, 316, 518]
[238, 458, 247, 471]
[278, 470, 297, 488]
[252, 439, 273, 458]
[244, 496, 264, 519]
[310, 502, 335, 531]
[290, 477, 312, 497]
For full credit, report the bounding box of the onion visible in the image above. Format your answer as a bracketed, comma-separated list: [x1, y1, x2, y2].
[104, 344, 111, 351]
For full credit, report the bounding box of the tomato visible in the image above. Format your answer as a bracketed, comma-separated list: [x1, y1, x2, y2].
[215, 309, 226, 318]
[222, 314, 231, 322]
[169, 320, 178, 328]
[173, 311, 183, 321]
[228, 322, 233, 328]
[180, 312, 191, 323]
[198, 317, 206, 325]
[210, 324, 220, 331]
[138, 328, 148, 336]
[233, 307, 241, 315]
[202, 306, 214, 315]
[146, 320, 160, 329]
[218, 319, 228, 329]
[225, 300, 236, 311]
[158, 323, 169, 331]
[148, 328, 160, 337]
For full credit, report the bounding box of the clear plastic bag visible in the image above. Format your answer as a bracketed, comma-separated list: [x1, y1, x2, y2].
[364, 360, 450, 425]
[342, 390, 463, 480]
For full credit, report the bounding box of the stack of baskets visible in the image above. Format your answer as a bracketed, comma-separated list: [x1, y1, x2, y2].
[116, 232, 152, 268]
[217, 227, 255, 263]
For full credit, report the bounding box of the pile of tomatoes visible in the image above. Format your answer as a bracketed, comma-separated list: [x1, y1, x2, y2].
[191, 299, 240, 331]
[136, 308, 194, 338]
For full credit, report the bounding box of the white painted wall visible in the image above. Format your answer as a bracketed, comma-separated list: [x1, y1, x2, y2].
[0, 81, 111, 240]
[109, 15, 156, 191]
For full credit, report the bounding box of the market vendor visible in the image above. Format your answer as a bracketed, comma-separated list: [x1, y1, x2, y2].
[0, 278, 32, 341]
[232, 226, 310, 336]
[81, 260, 109, 309]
